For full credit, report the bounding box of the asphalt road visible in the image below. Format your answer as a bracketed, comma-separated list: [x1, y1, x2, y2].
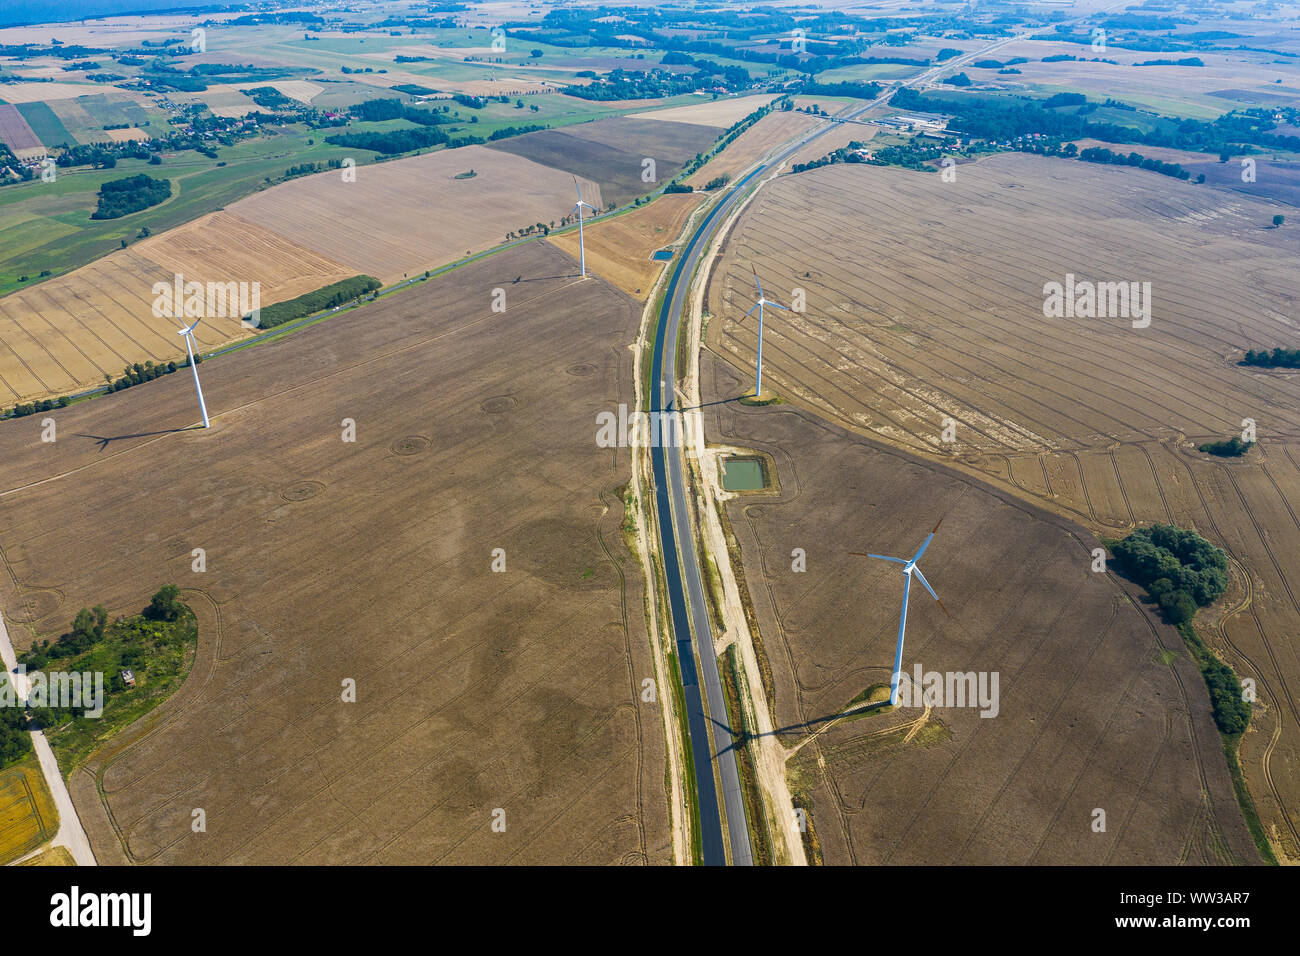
[648, 27, 1071, 866]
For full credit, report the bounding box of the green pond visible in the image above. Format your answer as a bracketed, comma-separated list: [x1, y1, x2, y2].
[722, 458, 765, 491]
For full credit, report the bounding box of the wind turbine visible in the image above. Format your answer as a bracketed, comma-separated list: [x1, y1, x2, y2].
[737, 265, 788, 397]
[177, 319, 210, 429]
[852, 519, 947, 706]
[571, 178, 596, 278]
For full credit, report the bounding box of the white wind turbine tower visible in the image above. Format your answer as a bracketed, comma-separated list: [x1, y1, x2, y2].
[851, 519, 948, 706]
[571, 178, 596, 278]
[737, 265, 787, 397]
[177, 318, 210, 428]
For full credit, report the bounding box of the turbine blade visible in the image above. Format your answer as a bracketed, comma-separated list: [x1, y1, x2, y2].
[740, 303, 759, 321]
[766, 301, 789, 312]
[912, 566, 939, 602]
[911, 531, 936, 563]
[851, 552, 907, 564]
[751, 263, 763, 298]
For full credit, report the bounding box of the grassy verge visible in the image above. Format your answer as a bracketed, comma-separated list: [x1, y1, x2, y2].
[719, 644, 771, 865]
[665, 647, 703, 866]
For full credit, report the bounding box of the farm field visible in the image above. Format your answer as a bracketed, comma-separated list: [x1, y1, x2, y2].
[684, 110, 821, 188]
[0, 103, 42, 155]
[0, 240, 668, 865]
[698, 368, 1260, 865]
[0, 143, 608, 403]
[0, 754, 58, 864]
[547, 190, 705, 298]
[486, 116, 721, 207]
[0, 212, 357, 403]
[227, 144, 604, 283]
[703, 153, 1300, 861]
[628, 94, 776, 128]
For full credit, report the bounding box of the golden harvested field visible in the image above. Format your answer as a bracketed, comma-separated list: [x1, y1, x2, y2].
[548, 191, 706, 298]
[0, 240, 668, 865]
[784, 124, 876, 169]
[0, 755, 57, 864]
[0, 83, 115, 103]
[228, 146, 603, 284]
[705, 153, 1300, 862]
[103, 127, 152, 143]
[0, 213, 356, 404]
[684, 111, 821, 188]
[699, 368, 1258, 864]
[628, 94, 776, 128]
[18, 845, 76, 865]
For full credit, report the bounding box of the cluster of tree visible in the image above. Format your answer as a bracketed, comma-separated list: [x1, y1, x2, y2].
[5, 395, 70, 419]
[799, 80, 882, 99]
[704, 174, 730, 190]
[1241, 347, 1300, 369]
[0, 693, 31, 766]
[1109, 524, 1228, 624]
[104, 357, 188, 394]
[1198, 436, 1255, 457]
[943, 72, 972, 87]
[935, 48, 962, 61]
[1136, 57, 1204, 66]
[664, 182, 694, 193]
[1179, 619, 1252, 736]
[657, 52, 750, 88]
[241, 86, 293, 109]
[225, 11, 323, 25]
[325, 126, 451, 154]
[792, 143, 870, 174]
[452, 93, 487, 109]
[567, 67, 699, 101]
[90, 174, 171, 220]
[347, 98, 450, 127]
[56, 142, 143, 168]
[1079, 146, 1190, 180]
[281, 159, 345, 182]
[486, 124, 546, 141]
[20, 605, 108, 671]
[257, 275, 383, 329]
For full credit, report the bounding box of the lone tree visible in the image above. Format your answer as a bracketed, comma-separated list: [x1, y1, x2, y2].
[1274, 214, 1286, 228]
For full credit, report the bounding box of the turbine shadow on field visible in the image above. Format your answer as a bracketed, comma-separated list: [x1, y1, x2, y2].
[77, 427, 190, 452]
[507, 273, 578, 283]
[706, 704, 885, 756]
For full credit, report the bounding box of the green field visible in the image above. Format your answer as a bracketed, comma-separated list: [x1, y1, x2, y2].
[15, 102, 73, 148]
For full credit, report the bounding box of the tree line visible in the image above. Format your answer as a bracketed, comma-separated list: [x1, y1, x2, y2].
[1241, 347, 1300, 369]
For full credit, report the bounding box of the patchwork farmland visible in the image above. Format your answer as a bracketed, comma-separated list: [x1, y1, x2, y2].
[704, 153, 1300, 862]
[0, 240, 668, 865]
